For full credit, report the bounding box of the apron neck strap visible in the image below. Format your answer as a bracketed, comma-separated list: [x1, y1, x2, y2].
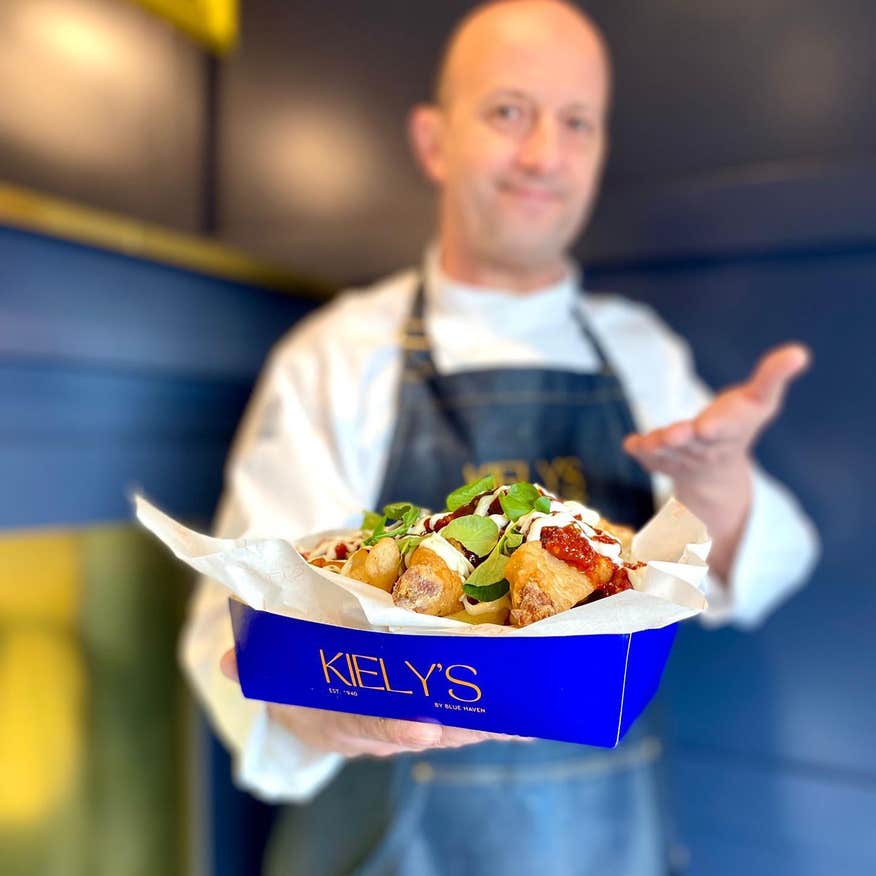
[400, 273, 615, 377]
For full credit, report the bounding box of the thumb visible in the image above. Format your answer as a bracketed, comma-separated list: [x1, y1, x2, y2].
[745, 343, 812, 409]
[220, 648, 239, 682]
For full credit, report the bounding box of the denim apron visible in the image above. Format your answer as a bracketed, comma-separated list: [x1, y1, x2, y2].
[264, 279, 667, 876]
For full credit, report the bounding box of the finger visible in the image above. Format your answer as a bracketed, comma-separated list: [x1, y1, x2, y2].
[744, 343, 812, 409]
[267, 706, 444, 754]
[684, 437, 729, 465]
[438, 727, 535, 747]
[331, 726, 491, 757]
[436, 726, 505, 748]
[326, 734, 417, 758]
[623, 449, 684, 478]
[661, 420, 696, 448]
[649, 447, 705, 474]
[622, 437, 662, 473]
[220, 648, 239, 682]
[625, 421, 695, 456]
[337, 713, 443, 749]
[693, 391, 763, 443]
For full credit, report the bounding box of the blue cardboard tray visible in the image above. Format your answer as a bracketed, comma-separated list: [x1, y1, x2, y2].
[230, 599, 678, 747]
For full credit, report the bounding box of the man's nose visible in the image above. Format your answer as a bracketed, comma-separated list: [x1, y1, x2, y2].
[515, 115, 562, 174]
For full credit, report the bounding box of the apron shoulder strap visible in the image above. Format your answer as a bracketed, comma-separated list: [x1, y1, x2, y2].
[399, 277, 438, 378]
[400, 273, 618, 378]
[572, 302, 615, 376]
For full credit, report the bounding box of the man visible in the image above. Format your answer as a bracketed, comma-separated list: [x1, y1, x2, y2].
[183, 2, 818, 873]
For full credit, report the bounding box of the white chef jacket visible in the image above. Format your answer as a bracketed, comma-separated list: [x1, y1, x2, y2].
[181, 249, 819, 803]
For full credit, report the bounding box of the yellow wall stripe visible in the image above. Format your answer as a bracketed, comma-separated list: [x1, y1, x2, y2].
[0, 530, 80, 627]
[0, 182, 333, 299]
[132, 0, 239, 55]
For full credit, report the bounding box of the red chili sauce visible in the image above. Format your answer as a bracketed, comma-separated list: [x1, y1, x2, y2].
[424, 493, 487, 532]
[540, 524, 633, 597]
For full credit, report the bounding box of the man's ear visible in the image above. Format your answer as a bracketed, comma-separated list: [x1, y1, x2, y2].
[407, 104, 447, 184]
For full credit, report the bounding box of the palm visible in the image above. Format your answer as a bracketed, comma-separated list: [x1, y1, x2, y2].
[623, 343, 811, 476]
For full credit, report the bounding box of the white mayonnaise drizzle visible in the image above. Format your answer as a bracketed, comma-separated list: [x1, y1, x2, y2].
[410, 513, 442, 535]
[473, 487, 504, 516]
[517, 503, 623, 562]
[309, 534, 363, 561]
[411, 488, 507, 535]
[520, 511, 580, 542]
[418, 533, 473, 578]
[560, 501, 601, 526]
[369, 488, 624, 587]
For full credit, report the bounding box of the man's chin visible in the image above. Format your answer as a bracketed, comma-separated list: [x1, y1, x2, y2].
[488, 235, 571, 273]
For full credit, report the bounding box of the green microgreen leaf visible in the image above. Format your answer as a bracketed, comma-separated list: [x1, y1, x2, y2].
[397, 534, 424, 559]
[464, 523, 524, 588]
[446, 475, 495, 512]
[502, 529, 524, 554]
[534, 495, 552, 514]
[362, 510, 384, 533]
[498, 482, 541, 521]
[383, 501, 412, 520]
[463, 579, 510, 602]
[439, 515, 499, 556]
[465, 549, 509, 587]
[364, 502, 420, 545]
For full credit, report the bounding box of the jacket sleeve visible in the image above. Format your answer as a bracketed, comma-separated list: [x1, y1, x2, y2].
[179, 335, 361, 802]
[625, 303, 821, 629]
[181, 546, 345, 803]
[695, 464, 820, 629]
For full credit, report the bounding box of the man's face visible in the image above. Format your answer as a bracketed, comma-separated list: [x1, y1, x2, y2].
[430, 12, 610, 274]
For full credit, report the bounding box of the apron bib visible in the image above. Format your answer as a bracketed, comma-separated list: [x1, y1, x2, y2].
[265, 279, 668, 876]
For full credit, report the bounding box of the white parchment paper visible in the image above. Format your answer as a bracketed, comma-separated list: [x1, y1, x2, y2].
[134, 495, 711, 637]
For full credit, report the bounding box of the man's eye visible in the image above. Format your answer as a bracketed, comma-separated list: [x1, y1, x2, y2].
[491, 104, 523, 122]
[567, 116, 594, 133]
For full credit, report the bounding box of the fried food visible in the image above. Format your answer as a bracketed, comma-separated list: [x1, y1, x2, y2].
[345, 538, 401, 593]
[597, 518, 635, 558]
[392, 545, 464, 616]
[505, 541, 609, 626]
[449, 597, 510, 626]
[304, 478, 640, 627]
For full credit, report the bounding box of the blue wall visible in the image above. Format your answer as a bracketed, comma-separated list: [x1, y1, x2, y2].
[0, 226, 316, 529]
[0, 225, 317, 876]
[588, 169, 876, 874]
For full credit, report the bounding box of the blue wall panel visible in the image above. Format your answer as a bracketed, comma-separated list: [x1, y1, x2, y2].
[0, 226, 316, 380]
[666, 753, 876, 875]
[0, 363, 249, 528]
[589, 239, 876, 872]
[0, 227, 318, 529]
[0, 225, 317, 874]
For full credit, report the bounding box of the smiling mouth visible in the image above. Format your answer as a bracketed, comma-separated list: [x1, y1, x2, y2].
[500, 183, 563, 203]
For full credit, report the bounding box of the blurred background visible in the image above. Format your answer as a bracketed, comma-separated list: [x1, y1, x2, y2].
[1, 1, 873, 874]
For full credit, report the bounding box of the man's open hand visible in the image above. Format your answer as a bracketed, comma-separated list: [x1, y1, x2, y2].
[622, 343, 811, 578]
[220, 648, 526, 757]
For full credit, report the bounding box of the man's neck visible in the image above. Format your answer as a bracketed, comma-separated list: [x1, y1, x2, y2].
[438, 242, 570, 293]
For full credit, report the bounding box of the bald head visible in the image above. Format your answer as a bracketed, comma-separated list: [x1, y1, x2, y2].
[408, 0, 613, 289]
[434, 0, 612, 109]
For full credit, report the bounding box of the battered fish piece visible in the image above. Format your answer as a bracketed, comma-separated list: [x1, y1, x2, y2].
[506, 541, 612, 627]
[345, 538, 401, 593]
[392, 545, 464, 616]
